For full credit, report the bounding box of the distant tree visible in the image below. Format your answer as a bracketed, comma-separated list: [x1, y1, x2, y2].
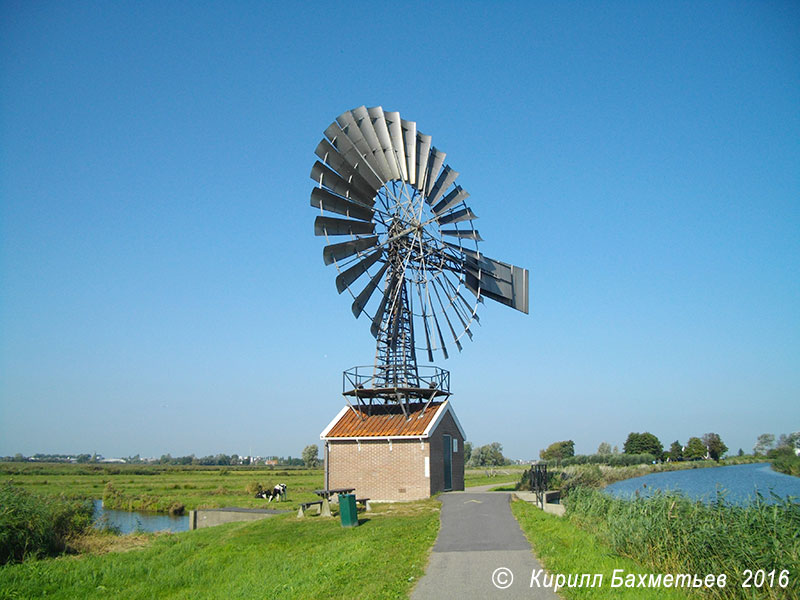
[613, 445, 619, 454]
[597, 442, 612, 456]
[775, 433, 799, 451]
[302, 445, 320, 468]
[539, 440, 575, 462]
[668, 440, 683, 461]
[468, 442, 509, 466]
[702, 433, 728, 461]
[75, 453, 91, 464]
[684, 437, 707, 460]
[463, 441, 473, 463]
[623, 432, 663, 459]
[753, 433, 775, 456]
[160, 453, 173, 465]
[487, 442, 508, 465]
[737, 448, 744, 457]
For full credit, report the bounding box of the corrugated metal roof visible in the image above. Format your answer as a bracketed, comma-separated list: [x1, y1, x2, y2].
[325, 402, 445, 438]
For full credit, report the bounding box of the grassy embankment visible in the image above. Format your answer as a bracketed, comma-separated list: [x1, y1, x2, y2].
[771, 453, 800, 477]
[513, 493, 799, 600]
[511, 463, 798, 600]
[570, 488, 798, 599]
[0, 497, 440, 599]
[1, 462, 325, 514]
[510, 458, 798, 599]
[512, 499, 690, 599]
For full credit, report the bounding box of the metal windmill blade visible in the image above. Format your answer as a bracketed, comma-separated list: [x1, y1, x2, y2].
[310, 106, 530, 412]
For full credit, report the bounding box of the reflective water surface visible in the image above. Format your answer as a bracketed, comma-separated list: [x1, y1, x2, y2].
[93, 500, 189, 533]
[603, 462, 800, 505]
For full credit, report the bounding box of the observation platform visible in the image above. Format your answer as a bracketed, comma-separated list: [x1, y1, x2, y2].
[342, 365, 450, 402]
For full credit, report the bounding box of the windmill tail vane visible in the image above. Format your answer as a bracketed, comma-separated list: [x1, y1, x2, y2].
[311, 105, 529, 416]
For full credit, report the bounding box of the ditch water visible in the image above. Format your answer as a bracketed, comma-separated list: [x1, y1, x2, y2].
[92, 500, 190, 534]
[603, 462, 800, 505]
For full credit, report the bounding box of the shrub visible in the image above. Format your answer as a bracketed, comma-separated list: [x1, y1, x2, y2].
[560, 464, 603, 495]
[0, 483, 93, 564]
[245, 481, 263, 495]
[772, 452, 800, 477]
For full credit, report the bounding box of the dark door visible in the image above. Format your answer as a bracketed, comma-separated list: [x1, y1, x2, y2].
[443, 434, 452, 491]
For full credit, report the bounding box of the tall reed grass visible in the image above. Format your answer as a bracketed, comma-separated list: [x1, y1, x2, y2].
[566, 487, 799, 599]
[0, 483, 93, 564]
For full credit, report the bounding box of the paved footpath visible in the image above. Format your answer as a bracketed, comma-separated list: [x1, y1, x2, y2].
[411, 490, 560, 599]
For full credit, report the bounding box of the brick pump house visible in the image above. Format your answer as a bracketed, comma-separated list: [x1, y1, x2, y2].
[320, 400, 465, 501]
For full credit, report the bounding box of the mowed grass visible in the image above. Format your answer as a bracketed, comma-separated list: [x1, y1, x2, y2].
[511, 499, 690, 600]
[0, 500, 440, 600]
[4, 462, 525, 511]
[1, 463, 324, 512]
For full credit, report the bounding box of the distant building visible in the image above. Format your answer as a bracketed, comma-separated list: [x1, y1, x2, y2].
[320, 400, 465, 502]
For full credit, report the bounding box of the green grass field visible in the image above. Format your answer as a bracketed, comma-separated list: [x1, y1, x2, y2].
[1, 463, 325, 513]
[0, 500, 440, 599]
[463, 465, 526, 488]
[2, 462, 523, 513]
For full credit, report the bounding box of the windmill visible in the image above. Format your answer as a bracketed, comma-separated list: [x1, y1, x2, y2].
[311, 106, 529, 419]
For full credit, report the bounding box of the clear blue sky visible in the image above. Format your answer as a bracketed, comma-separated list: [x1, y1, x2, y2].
[1, 1, 798, 460]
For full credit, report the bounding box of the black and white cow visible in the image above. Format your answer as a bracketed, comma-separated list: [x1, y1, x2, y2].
[255, 483, 287, 502]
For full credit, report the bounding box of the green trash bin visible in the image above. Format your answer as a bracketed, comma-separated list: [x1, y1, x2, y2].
[338, 493, 358, 528]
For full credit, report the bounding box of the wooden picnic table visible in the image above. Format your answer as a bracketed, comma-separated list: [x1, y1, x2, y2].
[312, 488, 355, 518]
[313, 488, 355, 500]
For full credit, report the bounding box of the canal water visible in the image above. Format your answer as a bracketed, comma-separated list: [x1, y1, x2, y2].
[92, 500, 189, 533]
[603, 462, 800, 505]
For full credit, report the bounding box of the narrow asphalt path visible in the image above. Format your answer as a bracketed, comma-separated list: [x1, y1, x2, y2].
[411, 491, 559, 599]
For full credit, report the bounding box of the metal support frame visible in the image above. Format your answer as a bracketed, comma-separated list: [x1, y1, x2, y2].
[529, 464, 548, 509]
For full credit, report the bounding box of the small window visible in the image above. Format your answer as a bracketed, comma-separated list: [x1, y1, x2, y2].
[453, 438, 458, 453]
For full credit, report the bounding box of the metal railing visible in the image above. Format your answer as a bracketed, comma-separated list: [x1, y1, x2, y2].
[343, 365, 450, 396]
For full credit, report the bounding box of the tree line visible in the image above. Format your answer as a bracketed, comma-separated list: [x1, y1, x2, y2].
[752, 432, 799, 456]
[2, 452, 307, 467]
[538, 431, 731, 465]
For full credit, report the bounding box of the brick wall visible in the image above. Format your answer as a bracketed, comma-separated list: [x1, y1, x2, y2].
[325, 405, 466, 501]
[428, 410, 465, 494]
[328, 438, 430, 502]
